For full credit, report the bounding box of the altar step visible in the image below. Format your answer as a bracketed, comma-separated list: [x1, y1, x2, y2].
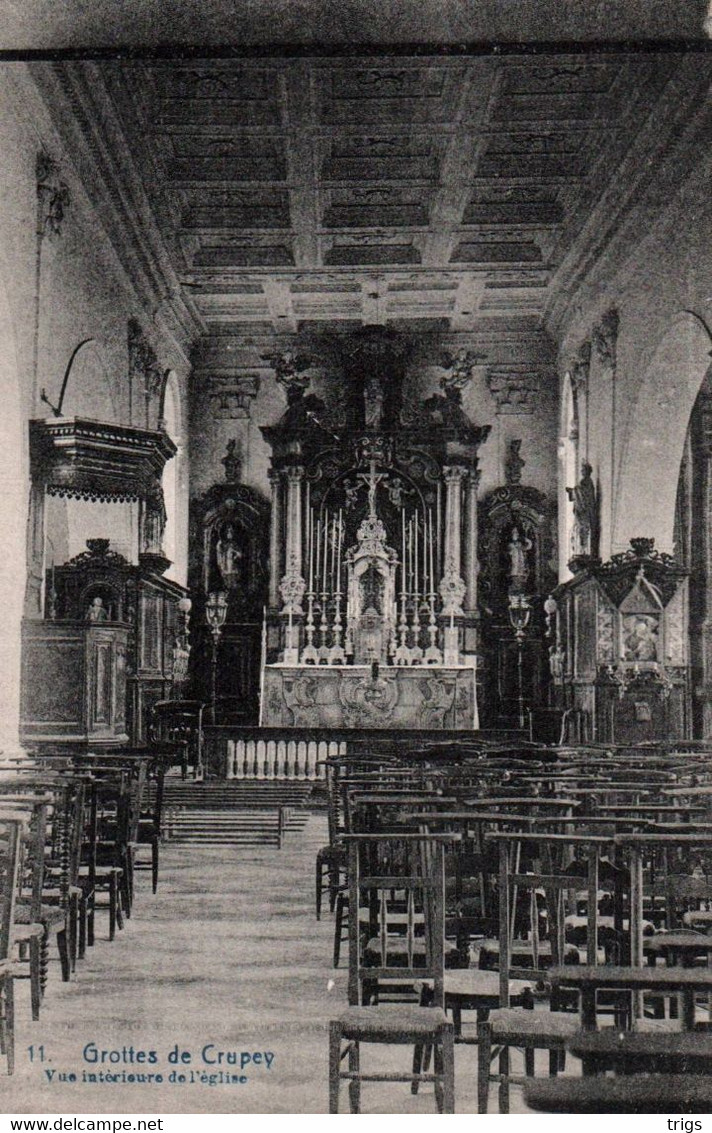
[157, 780, 312, 846]
[158, 780, 314, 808]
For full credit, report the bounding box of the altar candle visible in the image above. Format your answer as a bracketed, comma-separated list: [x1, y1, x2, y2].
[401, 511, 406, 593]
[428, 512, 434, 595]
[305, 483, 310, 584]
[414, 513, 419, 596]
[308, 506, 314, 592]
[422, 511, 428, 595]
[315, 516, 322, 592]
[408, 518, 414, 591]
[336, 509, 343, 593]
[322, 514, 329, 592]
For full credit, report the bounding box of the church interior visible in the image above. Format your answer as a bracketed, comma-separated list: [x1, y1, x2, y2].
[3, 5, 712, 1114]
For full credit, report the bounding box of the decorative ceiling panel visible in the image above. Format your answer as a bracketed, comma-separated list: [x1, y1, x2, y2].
[83, 52, 689, 337]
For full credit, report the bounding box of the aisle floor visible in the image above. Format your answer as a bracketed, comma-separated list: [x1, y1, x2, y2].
[2, 815, 542, 1114]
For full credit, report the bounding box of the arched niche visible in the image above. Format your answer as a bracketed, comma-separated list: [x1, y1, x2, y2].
[613, 312, 712, 554]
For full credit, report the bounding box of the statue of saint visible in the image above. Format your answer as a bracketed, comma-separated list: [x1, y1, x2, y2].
[142, 490, 167, 554]
[505, 439, 525, 486]
[507, 527, 533, 593]
[364, 374, 384, 430]
[87, 596, 108, 622]
[216, 523, 243, 589]
[222, 439, 242, 484]
[567, 461, 599, 557]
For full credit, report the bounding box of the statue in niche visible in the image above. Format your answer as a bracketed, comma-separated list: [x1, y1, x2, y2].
[87, 596, 108, 622]
[216, 523, 243, 589]
[364, 374, 385, 430]
[507, 527, 533, 594]
[222, 438, 242, 484]
[566, 461, 599, 558]
[505, 439, 525, 486]
[142, 490, 167, 554]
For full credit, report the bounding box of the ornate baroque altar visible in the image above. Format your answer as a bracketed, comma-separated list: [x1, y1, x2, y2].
[259, 330, 489, 730]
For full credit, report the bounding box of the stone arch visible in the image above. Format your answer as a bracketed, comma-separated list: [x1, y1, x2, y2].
[613, 311, 712, 555]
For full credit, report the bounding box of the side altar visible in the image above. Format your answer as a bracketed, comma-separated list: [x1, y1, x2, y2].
[257, 329, 489, 731]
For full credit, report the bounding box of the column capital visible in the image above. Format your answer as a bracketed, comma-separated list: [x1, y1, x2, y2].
[443, 464, 468, 485]
[284, 464, 305, 484]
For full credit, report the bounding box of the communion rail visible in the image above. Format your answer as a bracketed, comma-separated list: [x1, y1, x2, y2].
[203, 725, 523, 781]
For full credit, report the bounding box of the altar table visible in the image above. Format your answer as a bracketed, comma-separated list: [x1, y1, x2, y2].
[259, 664, 478, 730]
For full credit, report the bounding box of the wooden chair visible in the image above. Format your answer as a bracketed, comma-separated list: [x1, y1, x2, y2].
[0, 817, 22, 1073]
[524, 1074, 712, 1113]
[476, 832, 607, 1113]
[328, 832, 456, 1113]
[150, 700, 205, 780]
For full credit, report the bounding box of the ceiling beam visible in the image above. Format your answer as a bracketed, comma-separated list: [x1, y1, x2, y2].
[261, 278, 298, 332]
[282, 61, 319, 269]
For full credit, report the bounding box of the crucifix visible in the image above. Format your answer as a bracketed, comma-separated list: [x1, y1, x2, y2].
[357, 457, 387, 519]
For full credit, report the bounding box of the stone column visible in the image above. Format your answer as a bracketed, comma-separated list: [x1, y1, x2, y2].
[280, 464, 306, 613]
[268, 468, 283, 608]
[462, 468, 480, 613]
[439, 464, 467, 616]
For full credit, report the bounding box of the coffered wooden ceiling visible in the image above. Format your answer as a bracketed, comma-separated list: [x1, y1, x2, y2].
[99, 53, 686, 337]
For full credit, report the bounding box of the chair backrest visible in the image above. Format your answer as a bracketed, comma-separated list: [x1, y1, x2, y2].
[0, 817, 23, 962]
[150, 700, 205, 772]
[345, 832, 454, 1008]
[488, 831, 608, 1008]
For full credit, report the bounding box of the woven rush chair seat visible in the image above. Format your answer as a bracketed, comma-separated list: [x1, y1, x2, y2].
[524, 1074, 712, 1114]
[336, 1003, 450, 1037]
[484, 1007, 581, 1038]
[479, 939, 583, 969]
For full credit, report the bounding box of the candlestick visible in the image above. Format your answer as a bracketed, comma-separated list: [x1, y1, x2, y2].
[336, 509, 343, 593]
[423, 509, 428, 594]
[408, 518, 414, 591]
[322, 513, 329, 592]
